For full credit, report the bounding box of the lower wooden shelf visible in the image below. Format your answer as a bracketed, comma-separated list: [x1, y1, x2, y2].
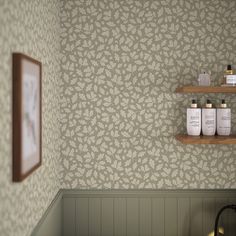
[176, 134, 236, 144]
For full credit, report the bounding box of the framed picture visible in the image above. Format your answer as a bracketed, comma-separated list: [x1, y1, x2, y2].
[12, 53, 42, 182]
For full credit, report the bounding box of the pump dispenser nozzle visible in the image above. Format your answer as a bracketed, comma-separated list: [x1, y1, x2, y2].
[220, 99, 227, 108]
[191, 99, 197, 108]
[206, 99, 212, 108]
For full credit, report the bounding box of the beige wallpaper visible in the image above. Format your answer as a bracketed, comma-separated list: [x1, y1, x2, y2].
[0, 0, 61, 236]
[60, 0, 236, 189]
[1, 0, 236, 235]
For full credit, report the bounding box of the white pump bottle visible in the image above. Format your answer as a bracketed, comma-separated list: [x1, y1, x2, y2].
[202, 99, 216, 136]
[187, 100, 201, 136]
[217, 99, 231, 136]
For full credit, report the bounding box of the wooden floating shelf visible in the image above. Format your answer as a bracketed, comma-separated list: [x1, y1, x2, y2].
[175, 86, 236, 93]
[176, 134, 236, 144]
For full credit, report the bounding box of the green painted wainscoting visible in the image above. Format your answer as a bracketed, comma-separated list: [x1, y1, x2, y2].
[31, 191, 63, 236]
[32, 189, 236, 236]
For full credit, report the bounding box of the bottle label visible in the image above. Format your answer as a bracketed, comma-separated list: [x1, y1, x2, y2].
[226, 75, 236, 84]
[202, 109, 216, 135]
[187, 109, 201, 135]
[217, 109, 231, 135]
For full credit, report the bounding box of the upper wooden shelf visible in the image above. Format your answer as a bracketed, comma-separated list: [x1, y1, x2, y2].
[176, 134, 236, 144]
[175, 86, 236, 93]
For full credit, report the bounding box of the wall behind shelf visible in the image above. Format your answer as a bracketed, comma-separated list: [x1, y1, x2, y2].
[60, 0, 236, 189]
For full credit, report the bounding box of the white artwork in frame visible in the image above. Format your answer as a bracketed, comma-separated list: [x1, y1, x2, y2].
[13, 53, 42, 182]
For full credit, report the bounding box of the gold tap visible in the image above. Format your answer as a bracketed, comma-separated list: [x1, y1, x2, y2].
[208, 227, 224, 236]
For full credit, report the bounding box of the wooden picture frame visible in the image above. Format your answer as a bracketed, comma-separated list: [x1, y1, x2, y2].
[13, 53, 42, 182]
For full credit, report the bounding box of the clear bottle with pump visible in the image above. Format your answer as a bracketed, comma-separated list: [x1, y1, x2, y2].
[217, 99, 231, 136]
[202, 99, 216, 136]
[198, 71, 211, 86]
[187, 100, 201, 136]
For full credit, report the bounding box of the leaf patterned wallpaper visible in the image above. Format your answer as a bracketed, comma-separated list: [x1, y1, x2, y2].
[60, 0, 236, 189]
[0, 0, 236, 235]
[0, 0, 61, 235]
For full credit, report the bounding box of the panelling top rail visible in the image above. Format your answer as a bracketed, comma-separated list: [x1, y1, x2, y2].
[62, 189, 236, 197]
